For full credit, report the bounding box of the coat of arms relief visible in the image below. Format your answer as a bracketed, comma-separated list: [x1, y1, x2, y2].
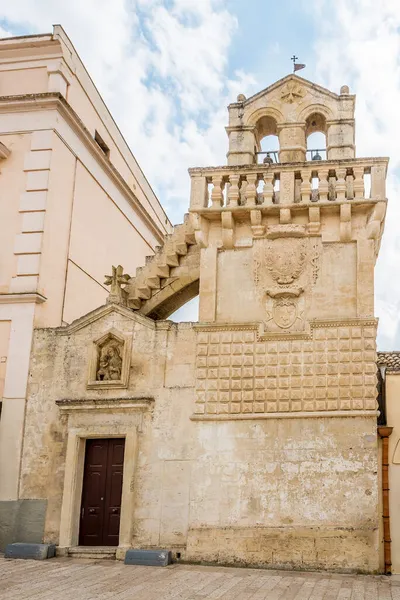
[253, 225, 320, 334]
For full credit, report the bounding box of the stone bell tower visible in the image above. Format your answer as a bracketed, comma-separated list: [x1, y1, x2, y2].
[185, 74, 387, 570]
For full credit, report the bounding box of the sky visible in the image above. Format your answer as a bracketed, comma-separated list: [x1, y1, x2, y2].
[1, 0, 400, 348]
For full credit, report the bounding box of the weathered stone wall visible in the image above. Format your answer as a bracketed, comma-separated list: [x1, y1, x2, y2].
[18, 305, 380, 571]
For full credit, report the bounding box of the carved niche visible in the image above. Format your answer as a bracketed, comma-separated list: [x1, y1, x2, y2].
[253, 224, 320, 335]
[87, 328, 131, 389]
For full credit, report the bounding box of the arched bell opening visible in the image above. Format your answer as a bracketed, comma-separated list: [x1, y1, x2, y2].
[254, 116, 280, 165]
[306, 113, 327, 161]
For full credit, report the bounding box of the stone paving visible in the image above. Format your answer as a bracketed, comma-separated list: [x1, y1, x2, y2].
[0, 557, 399, 600]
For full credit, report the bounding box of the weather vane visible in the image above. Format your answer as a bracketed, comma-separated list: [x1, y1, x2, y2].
[291, 55, 306, 73]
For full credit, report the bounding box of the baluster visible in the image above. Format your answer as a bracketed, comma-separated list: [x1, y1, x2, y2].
[262, 172, 274, 205]
[300, 169, 312, 203]
[245, 173, 258, 206]
[227, 174, 240, 207]
[210, 175, 224, 208]
[336, 168, 347, 201]
[346, 173, 354, 200]
[240, 179, 247, 206]
[294, 176, 301, 203]
[318, 168, 329, 202]
[353, 167, 365, 199]
[328, 175, 337, 201]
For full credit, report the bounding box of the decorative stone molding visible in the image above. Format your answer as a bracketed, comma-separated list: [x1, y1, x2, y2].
[0, 292, 46, 304]
[87, 328, 132, 390]
[56, 397, 154, 412]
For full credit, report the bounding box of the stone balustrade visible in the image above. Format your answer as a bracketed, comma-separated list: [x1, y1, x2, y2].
[189, 157, 388, 211]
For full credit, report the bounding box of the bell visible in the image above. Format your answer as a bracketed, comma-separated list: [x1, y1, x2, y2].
[263, 153, 273, 165]
[312, 152, 322, 161]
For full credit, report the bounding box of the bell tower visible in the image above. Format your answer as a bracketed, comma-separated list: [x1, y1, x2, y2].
[226, 76, 356, 165]
[186, 75, 387, 570]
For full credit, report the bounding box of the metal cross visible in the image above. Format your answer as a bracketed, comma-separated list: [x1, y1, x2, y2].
[291, 55, 298, 66]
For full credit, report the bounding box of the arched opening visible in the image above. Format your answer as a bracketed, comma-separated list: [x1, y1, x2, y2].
[254, 116, 279, 164]
[306, 113, 327, 161]
[168, 295, 199, 322]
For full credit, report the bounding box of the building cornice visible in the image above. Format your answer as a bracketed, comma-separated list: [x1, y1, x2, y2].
[0, 92, 166, 245]
[0, 292, 47, 304]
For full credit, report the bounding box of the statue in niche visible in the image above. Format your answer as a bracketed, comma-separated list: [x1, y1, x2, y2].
[96, 342, 123, 381]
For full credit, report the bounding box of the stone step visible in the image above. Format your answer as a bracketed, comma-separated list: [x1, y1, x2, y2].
[67, 546, 116, 560]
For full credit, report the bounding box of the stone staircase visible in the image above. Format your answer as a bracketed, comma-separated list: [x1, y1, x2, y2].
[127, 213, 196, 310]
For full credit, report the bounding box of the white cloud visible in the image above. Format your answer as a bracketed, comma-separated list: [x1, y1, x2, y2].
[311, 0, 400, 349]
[0, 1, 256, 226]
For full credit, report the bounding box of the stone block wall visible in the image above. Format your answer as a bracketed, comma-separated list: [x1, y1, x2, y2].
[16, 305, 380, 572]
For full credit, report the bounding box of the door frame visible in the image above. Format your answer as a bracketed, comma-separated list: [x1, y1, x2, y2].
[59, 425, 138, 552]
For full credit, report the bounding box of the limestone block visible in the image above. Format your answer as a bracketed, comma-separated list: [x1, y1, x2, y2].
[17, 254, 41, 276]
[14, 233, 43, 254]
[25, 170, 49, 191]
[19, 191, 47, 212]
[30, 130, 53, 151]
[21, 212, 45, 233]
[23, 150, 52, 171]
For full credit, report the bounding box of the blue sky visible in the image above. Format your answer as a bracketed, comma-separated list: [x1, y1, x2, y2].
[1, 0, 400, 348]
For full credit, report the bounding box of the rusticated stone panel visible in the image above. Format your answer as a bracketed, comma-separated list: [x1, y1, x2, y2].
[193, 322, 377, 417]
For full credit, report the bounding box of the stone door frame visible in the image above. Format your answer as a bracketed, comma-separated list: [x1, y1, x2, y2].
[58, 424, 138, 555]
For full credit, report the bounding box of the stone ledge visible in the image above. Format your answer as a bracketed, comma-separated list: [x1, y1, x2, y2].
[56, 397, 154, 412]
[191, 410, 378, 421]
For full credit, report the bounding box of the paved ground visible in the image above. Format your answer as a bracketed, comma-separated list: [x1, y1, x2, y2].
[0, 557, 399, 600]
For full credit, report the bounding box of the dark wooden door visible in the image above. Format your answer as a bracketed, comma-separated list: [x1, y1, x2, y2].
[79, 438, 125, 546]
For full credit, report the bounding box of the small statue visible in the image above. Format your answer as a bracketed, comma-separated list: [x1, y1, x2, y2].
[96, 344, 123, 381]
[107, 345, 122, 380]
[97, 349, 110, 381]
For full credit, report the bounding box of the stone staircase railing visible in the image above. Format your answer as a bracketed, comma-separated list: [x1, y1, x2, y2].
[127, 213, 196, 310]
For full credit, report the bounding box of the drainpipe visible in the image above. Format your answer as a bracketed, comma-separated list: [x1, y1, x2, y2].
[378, 425, 393, 575]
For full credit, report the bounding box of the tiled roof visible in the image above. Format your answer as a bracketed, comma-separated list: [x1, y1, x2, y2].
[377, 352, 400, 371]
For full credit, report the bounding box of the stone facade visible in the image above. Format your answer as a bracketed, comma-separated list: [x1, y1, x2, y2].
[10, 73, 389, 572]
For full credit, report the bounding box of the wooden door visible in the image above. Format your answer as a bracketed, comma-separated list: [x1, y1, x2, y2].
[79, 438, 125, 546]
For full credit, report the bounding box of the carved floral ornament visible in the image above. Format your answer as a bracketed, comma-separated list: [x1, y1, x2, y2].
[280, 82, 306, 104]
[87, 328, 131, 389]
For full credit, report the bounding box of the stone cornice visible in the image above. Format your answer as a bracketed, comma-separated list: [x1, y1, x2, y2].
[56, 397, 154, 412]
[188, 156, 389, 176]
[194, 318, 377, 333]
[0, 93, 166, 245]
[228, 74, 345, 107]
[0, 292, 47, 304]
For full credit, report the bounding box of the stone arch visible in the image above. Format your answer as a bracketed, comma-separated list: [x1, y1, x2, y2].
[298, 103, 334, 124]
[245, 107, 284, 158]
[245, 106, 285, 128]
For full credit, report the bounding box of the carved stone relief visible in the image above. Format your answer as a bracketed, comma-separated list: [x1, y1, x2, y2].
[280, 82, 306, 104]
[87, 328, 131, 389]
[253, 226, 320, 334]
[96, 340, 123, 381]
